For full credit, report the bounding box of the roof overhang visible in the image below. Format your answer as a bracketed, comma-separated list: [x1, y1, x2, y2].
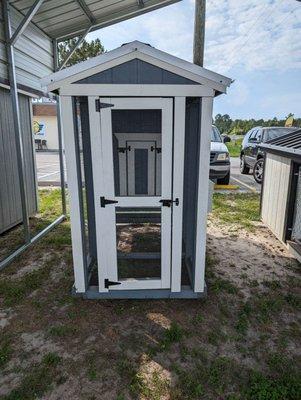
[42, 41, 232, 94]
[11, 0, 182, 41]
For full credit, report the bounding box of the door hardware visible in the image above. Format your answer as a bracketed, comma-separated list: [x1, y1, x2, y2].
[159, 198, 179, 207]
[100, 196, 118, 207]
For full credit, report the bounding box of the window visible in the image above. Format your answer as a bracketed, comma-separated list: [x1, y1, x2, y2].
[211, 126, 222, 142]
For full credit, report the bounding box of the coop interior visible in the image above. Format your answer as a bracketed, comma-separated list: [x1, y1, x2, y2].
[73, 97, 202, 292]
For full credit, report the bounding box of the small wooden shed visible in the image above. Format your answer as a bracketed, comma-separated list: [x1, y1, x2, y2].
[261, 129, 301, 262]
[42, 41, 231, 299]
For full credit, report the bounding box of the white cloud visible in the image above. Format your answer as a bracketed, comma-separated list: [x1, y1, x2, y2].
[88, 0, 301, 77]
[205, 0, 301, 73]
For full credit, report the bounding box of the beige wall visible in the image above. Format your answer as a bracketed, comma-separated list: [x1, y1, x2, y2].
[33, 115, 58, 150]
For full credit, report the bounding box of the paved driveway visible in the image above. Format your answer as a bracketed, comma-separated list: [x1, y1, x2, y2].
[36, 152, 261, 193]
[229, 157, 261, 193]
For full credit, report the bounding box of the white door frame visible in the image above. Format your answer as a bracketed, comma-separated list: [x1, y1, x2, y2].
[90, 97, 173, 292]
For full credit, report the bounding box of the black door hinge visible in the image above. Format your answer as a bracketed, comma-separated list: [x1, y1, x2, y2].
[159, 198, 179, 207]
[118, 145, 131, 153]
[105, 279, 121, 289]
[100, 196, 118, 207]
[95, 99, 114, 112]
[150, 146, 161, 153]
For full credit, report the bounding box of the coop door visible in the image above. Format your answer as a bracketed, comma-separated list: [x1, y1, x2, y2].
[90, 98, 173, 292]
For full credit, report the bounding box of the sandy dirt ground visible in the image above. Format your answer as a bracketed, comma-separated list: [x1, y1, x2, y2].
[0, 194, 300, 400]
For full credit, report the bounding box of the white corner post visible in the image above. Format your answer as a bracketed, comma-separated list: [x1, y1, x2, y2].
[194, 96, 213, 292]
[60, 96, 87, 293]
[171, 97, 186, 292]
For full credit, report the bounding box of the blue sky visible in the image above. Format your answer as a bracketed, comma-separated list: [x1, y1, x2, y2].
[88, 0, 301, 120]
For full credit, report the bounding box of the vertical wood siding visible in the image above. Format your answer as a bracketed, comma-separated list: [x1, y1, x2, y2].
[0, 87, 37, 234]
[0, 0, 54, 92]
[261, 153, 291, 242]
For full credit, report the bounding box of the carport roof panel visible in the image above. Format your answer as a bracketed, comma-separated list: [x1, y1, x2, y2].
[10, 0, 181, 40]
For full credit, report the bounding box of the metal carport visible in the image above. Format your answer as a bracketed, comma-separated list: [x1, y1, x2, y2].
[0, 0, 181, 270]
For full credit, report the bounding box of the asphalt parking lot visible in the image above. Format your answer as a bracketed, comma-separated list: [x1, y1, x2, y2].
[36, 152, 261, 193]
[228, 156, 261, 193]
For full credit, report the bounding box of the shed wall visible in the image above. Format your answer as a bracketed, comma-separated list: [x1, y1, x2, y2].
[0, 1, 54, 93]
[0, 87, 37, 234]
[182, 98, 201, 281]
[261, 153, 291, 242]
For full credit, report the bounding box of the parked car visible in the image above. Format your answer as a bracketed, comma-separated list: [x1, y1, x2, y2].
[240, 126, 298, 183]
[210, 125, 231, 184]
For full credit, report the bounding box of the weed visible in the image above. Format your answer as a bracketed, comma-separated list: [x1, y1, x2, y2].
[210, 277, 239, 295]
[48, 325, 76, 337]
[0, 352, 62, 400]
[160, 322, 184, 350]
[0, 337, 12, 369]
[246, 370, 301, 400]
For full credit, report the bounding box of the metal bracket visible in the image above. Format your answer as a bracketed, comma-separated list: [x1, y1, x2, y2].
[95, 99, 114, 112]
[118, 146, 131, 153]
[100, 196, 118, 208]
[104, 279, 121, 289]
[150, 146, 161, 153]
[159, 198, 179, 207]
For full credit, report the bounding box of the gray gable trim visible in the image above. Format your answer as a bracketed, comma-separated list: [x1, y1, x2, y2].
[74, 59, 199, 85]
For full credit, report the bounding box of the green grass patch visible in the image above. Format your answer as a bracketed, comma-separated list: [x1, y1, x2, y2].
[212, 193, 261, 231]
[226, 138, 242, 157]
[0, 336, 12, 369]
[48, 325, 76, 337]
[160, 322, 184, 350]
[0, 266, 52, 307]
[0, 352, 62, 400]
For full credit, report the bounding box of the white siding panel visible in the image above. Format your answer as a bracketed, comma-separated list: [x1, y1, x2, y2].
[261, 153, 291, 242]
[0, 0, 54, 92]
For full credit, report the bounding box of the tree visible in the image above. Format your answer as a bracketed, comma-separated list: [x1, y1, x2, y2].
[58, 38, 105, 68]
[214, 114, 232, 134]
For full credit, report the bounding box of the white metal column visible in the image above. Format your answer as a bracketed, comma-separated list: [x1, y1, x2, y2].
[194, 96, 213, 292]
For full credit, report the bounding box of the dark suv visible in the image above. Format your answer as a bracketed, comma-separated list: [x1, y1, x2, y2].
[240, 126, 298, 183]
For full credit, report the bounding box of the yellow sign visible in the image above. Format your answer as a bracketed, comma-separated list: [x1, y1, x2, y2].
[285, 115, 294, 127]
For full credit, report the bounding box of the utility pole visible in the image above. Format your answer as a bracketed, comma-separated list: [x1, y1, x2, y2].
[193, 0, 206, 67]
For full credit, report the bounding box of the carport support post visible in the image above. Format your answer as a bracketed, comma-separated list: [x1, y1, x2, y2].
[53, 39, 67, 215]
[194, 96, 213, 292]
[2, 0, 30, 243]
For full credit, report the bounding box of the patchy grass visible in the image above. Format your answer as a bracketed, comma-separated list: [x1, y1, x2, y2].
[0, 190, 300, 399]
[226, 137, 243, 157]
[0, 353, 62, 400]
[212, 193, 261, 230]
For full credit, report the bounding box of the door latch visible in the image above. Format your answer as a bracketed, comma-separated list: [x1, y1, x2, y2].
[118, 145, 131, 153]
[100, 196, 118, 208]
[150, 146, 161, 153]
[104, 279, 121, 288]
[159, 198, 179, 207]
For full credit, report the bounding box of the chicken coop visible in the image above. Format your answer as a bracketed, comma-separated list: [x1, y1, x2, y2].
[42, 41, 231, 298]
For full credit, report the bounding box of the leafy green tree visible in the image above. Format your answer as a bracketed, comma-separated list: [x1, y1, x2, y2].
[214, 113, 232, 133]
[58, 38, 105, 68]
[214, 114, 301, 136]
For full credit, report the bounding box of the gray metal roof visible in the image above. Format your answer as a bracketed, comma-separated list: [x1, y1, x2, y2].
[10, 0, 181, 40]
[260, 128, 301, 158]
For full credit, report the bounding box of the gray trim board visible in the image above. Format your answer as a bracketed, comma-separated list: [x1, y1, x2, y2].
[73, 284, 207, 299]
